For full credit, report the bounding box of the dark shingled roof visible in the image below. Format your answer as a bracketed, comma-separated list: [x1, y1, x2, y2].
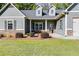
[20, 9, 64, 20]
[67, 3, 77, 11]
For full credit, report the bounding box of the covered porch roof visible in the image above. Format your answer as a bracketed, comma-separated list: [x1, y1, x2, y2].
[21, 10, 65, 20]
[25, 13, 65, 20]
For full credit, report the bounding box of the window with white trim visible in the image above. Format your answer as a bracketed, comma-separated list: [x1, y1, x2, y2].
[7, 21, 13, 30]
[38, 10, 40, 14]
[34, 22, 43, 31]
[51, 10, 54, 14]
[49, 7, 55, 16]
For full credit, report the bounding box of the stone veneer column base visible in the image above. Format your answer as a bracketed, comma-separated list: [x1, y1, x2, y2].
[67, 30, 73, 36]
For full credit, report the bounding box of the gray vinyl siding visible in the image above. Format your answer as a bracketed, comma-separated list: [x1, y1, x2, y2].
[67, 12, 79, 29]
[16, 18, 24, 29]
[0, 4, 25, 34]
[1, 7, 23, 16]
[55, 17, 65, 35]
[0, 18, 25, 34]
[0, 19, 5, 29]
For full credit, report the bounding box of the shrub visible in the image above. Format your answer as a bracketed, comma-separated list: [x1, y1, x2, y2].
[16, 33, 23, 38]
[0, 34, 4, 38]
[0, 34, 5, 37]
[41, 32, 49, 38]
[27, 32, 35, 37]
[34, 30, 41, 33]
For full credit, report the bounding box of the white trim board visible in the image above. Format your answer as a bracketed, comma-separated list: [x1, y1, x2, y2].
[65, 3, 74, 11]
[0, 29, 5, 30]
[67, 11, 79, 12]
[0, 16, 25, 18]
[65, 14, 67, 35]
[16, 29, 24, 30]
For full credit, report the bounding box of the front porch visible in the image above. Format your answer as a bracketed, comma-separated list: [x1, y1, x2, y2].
[28, 20, 57, 33]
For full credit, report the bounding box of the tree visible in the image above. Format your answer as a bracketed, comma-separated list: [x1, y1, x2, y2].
[15, 3, 37, 10]
[0, 3, 5, 9]
[0, 3, 71, 10]
[53, 3, 71, 9]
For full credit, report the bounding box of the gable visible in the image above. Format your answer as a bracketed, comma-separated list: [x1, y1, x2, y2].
[0, 3, 25, 17]
[67, 3, 79, 11]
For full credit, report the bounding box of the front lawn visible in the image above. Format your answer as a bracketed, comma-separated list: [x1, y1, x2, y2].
[0, 38, 79, 56]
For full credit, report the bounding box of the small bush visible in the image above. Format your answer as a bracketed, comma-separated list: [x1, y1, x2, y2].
[41, 32, 49, 38]
[16, 33, 23, 38]
[27, 32, 35, 37]
[0, 34, 5, 37]
[34, 30, 41, 33]
[0, 34, 5, 38]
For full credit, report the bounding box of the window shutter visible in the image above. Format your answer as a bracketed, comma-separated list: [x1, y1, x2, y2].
[14, 20, 16, 30]
[5, 20, 7, 30]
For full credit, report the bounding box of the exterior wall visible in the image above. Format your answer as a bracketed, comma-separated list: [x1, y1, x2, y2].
[67, 12, 79, 29]
[55, 17, 65, 35]
[0, 19, 5, 30]
[1, 7, 23, 16]
[67, 12, 79, 36]
[0, 17, 25, 34]
[0, 4, 25, 34]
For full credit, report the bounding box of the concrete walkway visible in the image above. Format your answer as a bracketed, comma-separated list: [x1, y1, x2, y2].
[49, 33, 79, 40]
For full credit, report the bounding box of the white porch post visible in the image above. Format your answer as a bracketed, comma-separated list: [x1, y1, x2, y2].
[45, 20, 47, 31]
[65, 14, 67, 36]
[30, 20, 32, 33]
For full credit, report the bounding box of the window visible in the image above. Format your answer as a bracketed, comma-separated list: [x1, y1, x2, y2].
[60, 20, 63, 29]
[38, 10, 40, 14]
[51, 10, 53, 14]
[7, 21, 13, 30]
[49, 8, 55, 16]
[49, 24, 53, 30]
[34, 22, 43, 31]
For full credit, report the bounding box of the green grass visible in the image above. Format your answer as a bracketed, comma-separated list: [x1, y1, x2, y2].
[0, 39, 79, 56]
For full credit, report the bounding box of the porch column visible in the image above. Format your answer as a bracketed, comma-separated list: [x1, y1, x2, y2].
[30, 20, 32, 33]
[45, 20, 47, 31]
[65, 14, 67, 36]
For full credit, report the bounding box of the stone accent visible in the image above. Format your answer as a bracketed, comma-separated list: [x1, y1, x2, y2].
[67, 30, 73, 36]
[5, 32, 16, 38]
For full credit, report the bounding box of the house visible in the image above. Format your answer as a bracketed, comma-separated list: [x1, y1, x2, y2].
[0, 3, 65, 36]
[1, 3, 79, 38]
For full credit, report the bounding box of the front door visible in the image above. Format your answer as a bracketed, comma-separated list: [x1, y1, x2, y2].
[34, 22, 43, 31]
[73, 18, 79, 36]
[48, 23, 54, 32]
